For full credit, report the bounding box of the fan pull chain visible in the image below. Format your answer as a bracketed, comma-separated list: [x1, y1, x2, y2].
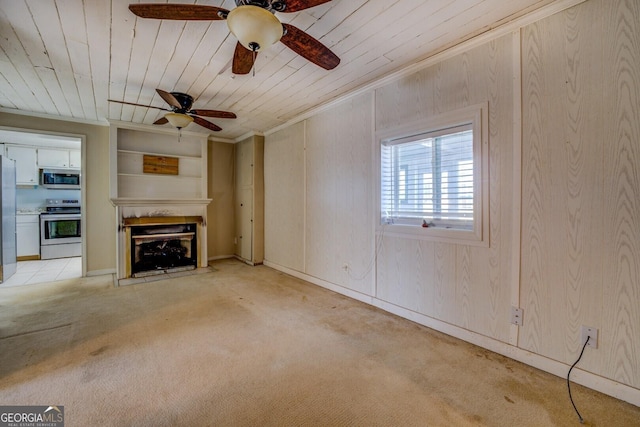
[253, 50, 257, 77]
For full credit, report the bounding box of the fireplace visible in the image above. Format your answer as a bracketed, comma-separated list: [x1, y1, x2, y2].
[130, 222, 197, 277]
[114, 205, 209, 282]
[109, 125, 212, 283]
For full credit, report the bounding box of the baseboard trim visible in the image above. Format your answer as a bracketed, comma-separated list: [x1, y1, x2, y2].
[86, 268, 116, 277]
[264, 261, 374, 305]
[208, 255, 235, 261]
[17, 255, 40, 261]
[233, 255, 263, 266]
[263, 260, 640, 407]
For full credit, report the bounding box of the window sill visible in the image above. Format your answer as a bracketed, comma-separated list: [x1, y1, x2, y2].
[377, 223, 489, 247]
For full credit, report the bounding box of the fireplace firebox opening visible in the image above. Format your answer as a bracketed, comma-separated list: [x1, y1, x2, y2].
[130, 223, 198, 277]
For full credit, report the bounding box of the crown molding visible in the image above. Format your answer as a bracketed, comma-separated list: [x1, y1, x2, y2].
[207, 135, 236, 144]
[108, 120, 212, 140]
[0, 107, 109, 127]
[264, 0, 586, 137]
[234, 130, 265, 143]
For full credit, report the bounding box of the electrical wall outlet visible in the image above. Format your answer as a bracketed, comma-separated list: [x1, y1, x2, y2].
[581, 325, 598, 349]
[510, 306, 523, 326]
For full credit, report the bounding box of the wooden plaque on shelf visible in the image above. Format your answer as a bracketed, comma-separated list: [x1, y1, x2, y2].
[143, 155, 179, 175]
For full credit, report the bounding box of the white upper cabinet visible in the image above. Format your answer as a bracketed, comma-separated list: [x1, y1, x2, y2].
[69, 149, 81, 168]
[6, 145, 38, 185]
[4, 144, 81, 186]
[38, 148, 80, 169]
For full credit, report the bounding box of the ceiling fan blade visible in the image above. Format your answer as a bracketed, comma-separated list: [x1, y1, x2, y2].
[192, 116, 222, 132]
[280, 24, 340, 70]
[232, 42, 256, 75]
[108, 99, 169, 111]
[190, 109, 237, 119]
[129, 4, 228, 20]
[156, 89, 181, 109]
[153, 117, 169, 125]
[282, 0, 332, 13]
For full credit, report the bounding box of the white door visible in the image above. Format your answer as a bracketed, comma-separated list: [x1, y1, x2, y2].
[237, 188, 253, 262]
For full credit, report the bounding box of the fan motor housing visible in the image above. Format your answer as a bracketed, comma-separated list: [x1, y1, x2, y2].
[235, 0, 285, 12]
[170, 92, 194, 113]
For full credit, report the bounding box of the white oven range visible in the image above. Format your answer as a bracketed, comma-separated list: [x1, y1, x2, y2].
[40, 198, 81, 260]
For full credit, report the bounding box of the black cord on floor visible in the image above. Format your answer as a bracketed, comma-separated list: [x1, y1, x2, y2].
[567, 336, 590, 424]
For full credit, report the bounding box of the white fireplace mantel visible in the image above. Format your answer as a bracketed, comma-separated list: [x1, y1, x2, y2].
[111, 198, 212, 207]
[112, 199, 212, 225]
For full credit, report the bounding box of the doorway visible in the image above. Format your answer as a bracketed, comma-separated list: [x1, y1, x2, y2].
[0, 128, 84, 287]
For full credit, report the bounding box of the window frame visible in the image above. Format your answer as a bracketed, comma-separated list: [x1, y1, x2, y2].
[375, 103, 489, 246]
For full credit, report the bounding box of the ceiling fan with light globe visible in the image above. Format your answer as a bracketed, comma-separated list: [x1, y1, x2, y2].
[109, 89, 236, 132]
[128, 0, 340, 74]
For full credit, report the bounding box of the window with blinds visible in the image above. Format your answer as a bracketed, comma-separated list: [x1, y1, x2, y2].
[381, 123, 474, 230]
[377, 103, 488, 245]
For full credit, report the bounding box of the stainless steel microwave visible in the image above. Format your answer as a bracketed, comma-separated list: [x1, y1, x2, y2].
[40, 169, 81, 189]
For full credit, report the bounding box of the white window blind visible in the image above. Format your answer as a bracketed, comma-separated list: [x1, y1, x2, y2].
[381, 123, 474, 230]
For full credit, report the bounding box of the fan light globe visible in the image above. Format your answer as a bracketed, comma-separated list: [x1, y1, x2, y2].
[165, 112, 194, 129]
[227, 5, 283, 52]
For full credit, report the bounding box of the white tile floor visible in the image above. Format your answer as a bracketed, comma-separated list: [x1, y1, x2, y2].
[0, 257, 82, 288]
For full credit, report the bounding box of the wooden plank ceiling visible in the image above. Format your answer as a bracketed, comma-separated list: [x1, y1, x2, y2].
[0, 0, 555, 140]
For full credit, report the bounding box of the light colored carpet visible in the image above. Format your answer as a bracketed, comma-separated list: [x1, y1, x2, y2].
[0, 259, 638, 426]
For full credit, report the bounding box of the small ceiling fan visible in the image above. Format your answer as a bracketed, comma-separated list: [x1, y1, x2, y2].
[128, 1, 340, 75]
[109, 89, 236, 131]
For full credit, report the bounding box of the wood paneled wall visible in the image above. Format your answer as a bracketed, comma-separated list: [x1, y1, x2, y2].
[305, 93, 375, 295]
[374, 34, 515, 342]
[521, 0, 640, 387]
[265, 0, 640, 393]
[264, 122, 306, 272]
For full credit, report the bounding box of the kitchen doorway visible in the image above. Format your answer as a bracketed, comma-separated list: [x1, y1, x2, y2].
[0, 128, 84, 287]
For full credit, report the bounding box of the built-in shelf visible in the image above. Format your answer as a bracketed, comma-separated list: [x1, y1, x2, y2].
[117, 151, 202, 178]
[116, 173, 200, 178]
[116, 149, 201, 160]
[110, 125, 208, 201]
